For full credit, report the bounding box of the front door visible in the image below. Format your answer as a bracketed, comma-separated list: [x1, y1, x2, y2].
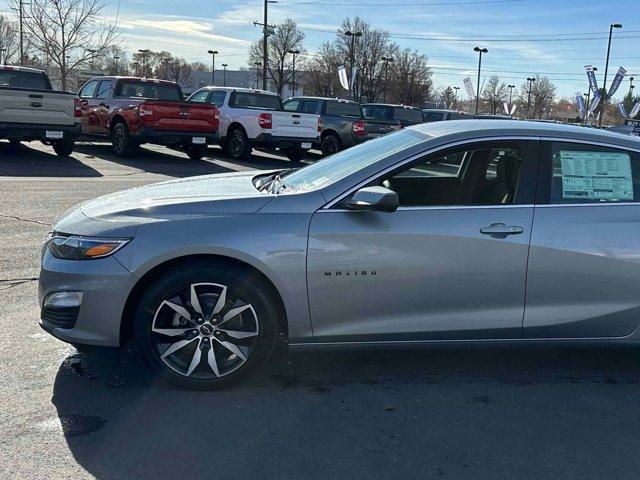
[307, 140, 539, 342]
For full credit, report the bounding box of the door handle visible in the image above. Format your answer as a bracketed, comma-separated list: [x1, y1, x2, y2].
[99, 102, 109, 108]
[480, 223, 523, 238]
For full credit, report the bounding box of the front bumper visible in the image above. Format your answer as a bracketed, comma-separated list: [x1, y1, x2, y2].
[132, 126, 219, 145]
[38, 249, 136, 347]
[0, 121, 81, 142]
[253, 133, 320, 150]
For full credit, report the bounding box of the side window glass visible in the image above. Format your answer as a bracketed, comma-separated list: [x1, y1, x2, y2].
[283, 100, 299, 111]
[380, 143, 525, 207]
[189, 90, 210, 103]
[96, 80, 113, 99]
[79, 80, 99, 98]
[301, 101, 318, 114]
[209, 91, 227, 107]
[551, 142, 639, 203]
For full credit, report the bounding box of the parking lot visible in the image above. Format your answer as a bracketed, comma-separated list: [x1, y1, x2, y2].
[3, 140, 640, 479]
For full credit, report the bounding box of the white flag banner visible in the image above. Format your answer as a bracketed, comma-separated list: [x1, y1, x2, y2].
[510, 104, 517, 115]
[588, 95, 601, 115]
[338, 65, 350, 91]
[463, 77, 475, 100]
[503, 101, 510, 115]
[350, 67, 358, 91]
[630, 102, 640, 119]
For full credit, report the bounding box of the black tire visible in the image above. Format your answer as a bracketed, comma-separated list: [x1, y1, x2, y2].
[111, 122, 136, 158]
[285, 148, 307, 161]
[320, 133, 341, 157]
[52, 139, 75, 157]
[133, 262, 279, 390]
[226, 127, 251, 160]
[185, 144, 206, 160]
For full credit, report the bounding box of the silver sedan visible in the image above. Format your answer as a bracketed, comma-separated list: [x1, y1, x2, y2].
[39, 121, 640, 389]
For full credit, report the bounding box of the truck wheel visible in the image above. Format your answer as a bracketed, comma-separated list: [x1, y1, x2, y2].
[285, 148, 306, 161]
[321, 134, 341, 157]
[111, 122, 136, 158]
[185, 144, 206, 160]
[227, 127, 251, 160]
[52, 139, 75, 157]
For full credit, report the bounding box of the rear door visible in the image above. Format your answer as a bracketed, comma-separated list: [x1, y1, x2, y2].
[524, 141, 640, 338]
[307, 140, 539, 342]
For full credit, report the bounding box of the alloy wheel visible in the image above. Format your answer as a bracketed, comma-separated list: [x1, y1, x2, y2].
[151, 283, 259, 379]
[229, 130, 244, 157]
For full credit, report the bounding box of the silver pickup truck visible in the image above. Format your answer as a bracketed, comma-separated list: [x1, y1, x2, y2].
[0, 66, 81, 156]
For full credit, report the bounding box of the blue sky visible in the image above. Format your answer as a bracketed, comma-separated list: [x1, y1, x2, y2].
[7, 0, 640, 99]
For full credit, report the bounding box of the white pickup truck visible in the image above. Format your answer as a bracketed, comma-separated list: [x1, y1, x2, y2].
[0, 65, 80, 156]
[187, 87, 320, 160]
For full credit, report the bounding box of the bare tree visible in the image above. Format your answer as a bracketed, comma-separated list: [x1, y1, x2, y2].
[167, 58, 193, 86]
[190, 61, 209, 72]
[249, 18, 305, 95]
[519, 75, 556, 118]
[482, 76, 508, 115]
[438, 86, 456, 109]
[97, 45, 128, 75]
[304, 42, 341, 97]
[13, 0, 118, 89]
[0, 15, 20, 65]
[388, 47, 433, 106]
[130, 50, 171, 78]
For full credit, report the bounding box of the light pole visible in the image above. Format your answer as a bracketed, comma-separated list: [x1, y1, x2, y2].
[207, 50, 218, 86]
[507, 84, 515, 116]
[526, 77, 536, 118]
[381, 56, 393, 103]
[222, 64, 228, 86]
[599, 23, 622, 127]
[162, 58, 170, 80]
[254, 0, 277, 90]
[113, 56, 120, 75]
[630, 77, 635, 98]
[288, 49, 300, 95]
[473, 47, 487, 115]
[138, 49, 151, 77]
[453, 86, 460, 108]
[345, 31, 363, 101]
[254, 62, 262, 89]
[0, 48, 6, 65]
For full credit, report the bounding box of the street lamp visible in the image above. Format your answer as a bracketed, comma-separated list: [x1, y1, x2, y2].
[473, 47, 488, 115]
[526, 77, 536, 118]
[288, 49, 300, 95]
[0, 48, 6, 65]
[162, 58, 170, 80]
[113, 56, 120, 75]
[381, 56, 394, 103]
[138, 49, 151, 77]
[207, 50, 218, 86]
[507, 84, 515, 116]
[254, 62, 262, 89]
[222, 64, 228, 86]
[344, 31, 363, 100]
[599, 23, 622, 127]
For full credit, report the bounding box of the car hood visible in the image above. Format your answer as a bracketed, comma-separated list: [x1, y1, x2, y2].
[55, 171, 274, 236]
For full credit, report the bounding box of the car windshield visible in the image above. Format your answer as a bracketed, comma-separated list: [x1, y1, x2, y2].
[278, 129, 426, 193]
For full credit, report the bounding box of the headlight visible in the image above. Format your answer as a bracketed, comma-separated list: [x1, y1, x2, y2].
[46, 235, 130, 260]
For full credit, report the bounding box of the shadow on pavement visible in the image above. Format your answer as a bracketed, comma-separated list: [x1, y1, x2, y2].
[51, 343, 640, 479]
[0, 142, 102, 177]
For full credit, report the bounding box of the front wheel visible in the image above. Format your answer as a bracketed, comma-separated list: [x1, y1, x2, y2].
[52, 139, 75, 157]
[133, 263, 279, 390]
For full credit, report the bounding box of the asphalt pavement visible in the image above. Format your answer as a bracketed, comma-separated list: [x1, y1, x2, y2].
[2, 140, 640, 480]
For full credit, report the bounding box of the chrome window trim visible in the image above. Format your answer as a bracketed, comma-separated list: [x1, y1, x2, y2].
[322, 135, 540, 210]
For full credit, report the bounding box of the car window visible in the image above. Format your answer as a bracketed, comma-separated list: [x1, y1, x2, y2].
[423, 112, 445, 122]
[79, 80, 99, 99]
[209, 90, 227, 107]
[325, 102, 361, 117]
[96, 80, 113, 100]
[0, 69, 50, 90]
[115, 81, 182, 101]
[189, 90, 210, 103]
[281, 129, 426, 193]
[283, 99, 300, 111]
[229, 92, 282, 110]
[550, 142, 640, 204]
[363, 105, 392, 120]
[394, 107, 423, 123]
[300, 100, 319, 114]
[379, 143, 528, 207]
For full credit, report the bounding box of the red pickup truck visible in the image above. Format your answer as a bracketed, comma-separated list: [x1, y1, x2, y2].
[77, 76, 219, 159]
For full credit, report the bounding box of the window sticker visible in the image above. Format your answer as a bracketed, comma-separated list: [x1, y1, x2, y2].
[559, 150, 633, 201]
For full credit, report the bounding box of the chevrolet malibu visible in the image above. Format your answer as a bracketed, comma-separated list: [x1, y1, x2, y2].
[39, 121, 640, 389]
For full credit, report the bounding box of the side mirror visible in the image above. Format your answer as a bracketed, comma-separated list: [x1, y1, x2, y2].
[344, 186, 398, 213]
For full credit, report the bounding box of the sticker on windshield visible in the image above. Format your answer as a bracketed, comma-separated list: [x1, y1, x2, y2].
[559, 150, 633, 201]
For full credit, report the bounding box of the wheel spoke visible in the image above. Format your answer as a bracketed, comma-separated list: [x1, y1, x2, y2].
[219, 328, 258, 340]
[152, 327, 191, 337]
[186, 339, 203, 376]
[219, 304, 252, 325]
[190, 284, 203, 316]
[212, 285, 227, 315]
[207, 344, 220, 377]
[163, 300, 192, 322]
[161, 338, 196, 359]
[214, 337, 247, 361]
